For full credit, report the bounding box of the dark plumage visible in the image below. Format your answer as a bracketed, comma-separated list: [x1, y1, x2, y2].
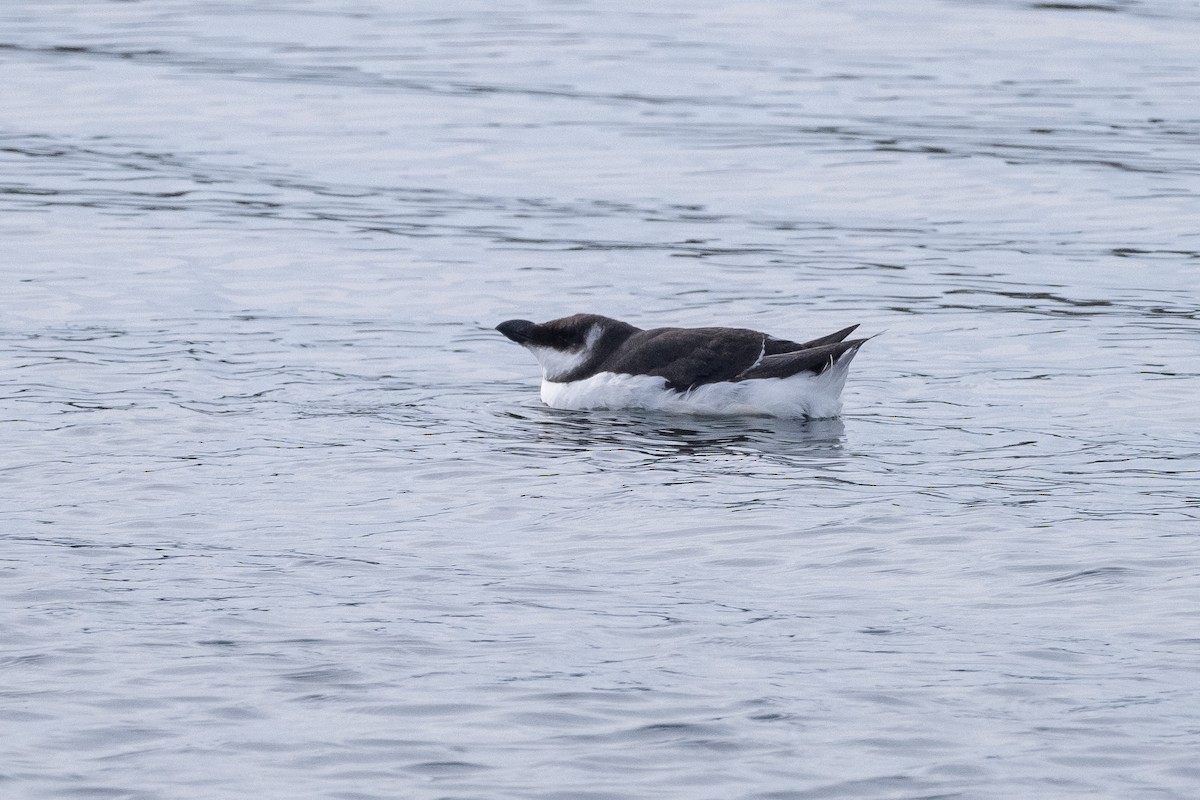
[496, 313, 866, 391]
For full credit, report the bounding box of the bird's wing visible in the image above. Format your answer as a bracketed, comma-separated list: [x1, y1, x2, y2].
[764, 324, 861, 354]
[736, 339, 867, 380]
[598, 327, 766, 390]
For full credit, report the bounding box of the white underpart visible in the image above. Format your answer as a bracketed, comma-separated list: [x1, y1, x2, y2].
[540, 347, 861, 419]
[525, 325, 602, 381]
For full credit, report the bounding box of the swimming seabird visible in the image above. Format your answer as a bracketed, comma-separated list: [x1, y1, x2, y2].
[496, 313, 869, 418]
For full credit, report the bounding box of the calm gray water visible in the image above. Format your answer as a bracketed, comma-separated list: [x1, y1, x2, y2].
[3, 1, 1200, 798]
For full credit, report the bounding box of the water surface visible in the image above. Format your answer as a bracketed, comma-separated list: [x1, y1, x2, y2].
[2, 1, 1199, 798]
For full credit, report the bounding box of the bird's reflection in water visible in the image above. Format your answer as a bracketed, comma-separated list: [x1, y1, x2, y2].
[493, 403, 846, 468]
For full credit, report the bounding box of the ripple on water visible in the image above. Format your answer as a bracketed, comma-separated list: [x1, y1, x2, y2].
[3, 0, 1200, 798]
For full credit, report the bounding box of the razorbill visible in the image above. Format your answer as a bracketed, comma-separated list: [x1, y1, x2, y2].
[496, 313, 869, 418]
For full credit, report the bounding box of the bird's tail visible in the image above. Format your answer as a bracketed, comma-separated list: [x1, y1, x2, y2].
[737, 337, 868, 382]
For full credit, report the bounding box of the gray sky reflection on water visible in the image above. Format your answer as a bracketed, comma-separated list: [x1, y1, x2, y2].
[1, 1, 1199, 798]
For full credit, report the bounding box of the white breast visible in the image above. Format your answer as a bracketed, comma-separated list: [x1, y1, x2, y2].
[539, 353, 856, 419]
[526, 325, 602, 381]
